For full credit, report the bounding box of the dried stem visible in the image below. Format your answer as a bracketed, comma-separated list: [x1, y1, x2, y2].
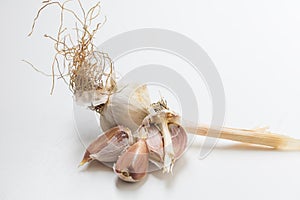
[185, 124, 300, 150]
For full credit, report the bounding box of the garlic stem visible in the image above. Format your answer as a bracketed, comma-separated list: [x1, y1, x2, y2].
[185, 125, 300, 150]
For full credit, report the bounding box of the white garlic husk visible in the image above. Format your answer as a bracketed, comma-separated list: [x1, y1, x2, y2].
[79, 126, 133, 166]
[100, 83, 151, 132]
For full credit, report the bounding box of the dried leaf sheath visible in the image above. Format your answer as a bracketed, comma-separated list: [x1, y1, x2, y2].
[185, 125, 300, 150]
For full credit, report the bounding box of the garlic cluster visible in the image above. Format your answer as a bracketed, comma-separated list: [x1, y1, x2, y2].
[70, 53, 188, 181]
[30, 0, 300, 185]
[29, 0, 190, 183]
[80, 110, 188, 182]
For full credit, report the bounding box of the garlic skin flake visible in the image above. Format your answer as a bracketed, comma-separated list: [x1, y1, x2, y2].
[114, 139, 149, 182]
[80, 126, 133, 166]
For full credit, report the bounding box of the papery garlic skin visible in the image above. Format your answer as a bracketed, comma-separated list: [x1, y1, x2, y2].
[114, 139, 149, 182]
[80, 126, 133, 165]
[100, 84, 151, 132]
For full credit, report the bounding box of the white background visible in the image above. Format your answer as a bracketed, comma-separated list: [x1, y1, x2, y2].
[1, 0, 300, 199]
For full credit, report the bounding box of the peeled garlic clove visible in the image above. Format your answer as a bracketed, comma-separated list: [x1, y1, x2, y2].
[114, 139, 149, 182]
[168, 123, 188, 159]
[100, 83, 151, 132]
[79, 126, 133, 166]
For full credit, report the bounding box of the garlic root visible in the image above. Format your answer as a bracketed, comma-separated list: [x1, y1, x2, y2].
[186, 125, 300, 150]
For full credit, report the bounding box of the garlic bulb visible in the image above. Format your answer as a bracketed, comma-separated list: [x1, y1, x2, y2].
[79, 126, 133, 166]
[31, 0, 300, 185]
[73, 68, 189, 180]
[114, 139, 149, 182]
[80, 81, 189, 180]
[100, 83, 151, 132]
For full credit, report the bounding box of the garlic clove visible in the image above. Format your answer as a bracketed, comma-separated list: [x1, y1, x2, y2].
[141, 110, 181, 173]
[144, 125, 164, 165]
[137, 118, 164, 168]
[79, 126, 133, 166]
[114, 139, 149, 182]
[168, 123, 188, 159]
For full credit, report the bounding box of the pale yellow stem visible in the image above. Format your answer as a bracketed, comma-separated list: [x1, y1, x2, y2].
[185, 125, 300, 150]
